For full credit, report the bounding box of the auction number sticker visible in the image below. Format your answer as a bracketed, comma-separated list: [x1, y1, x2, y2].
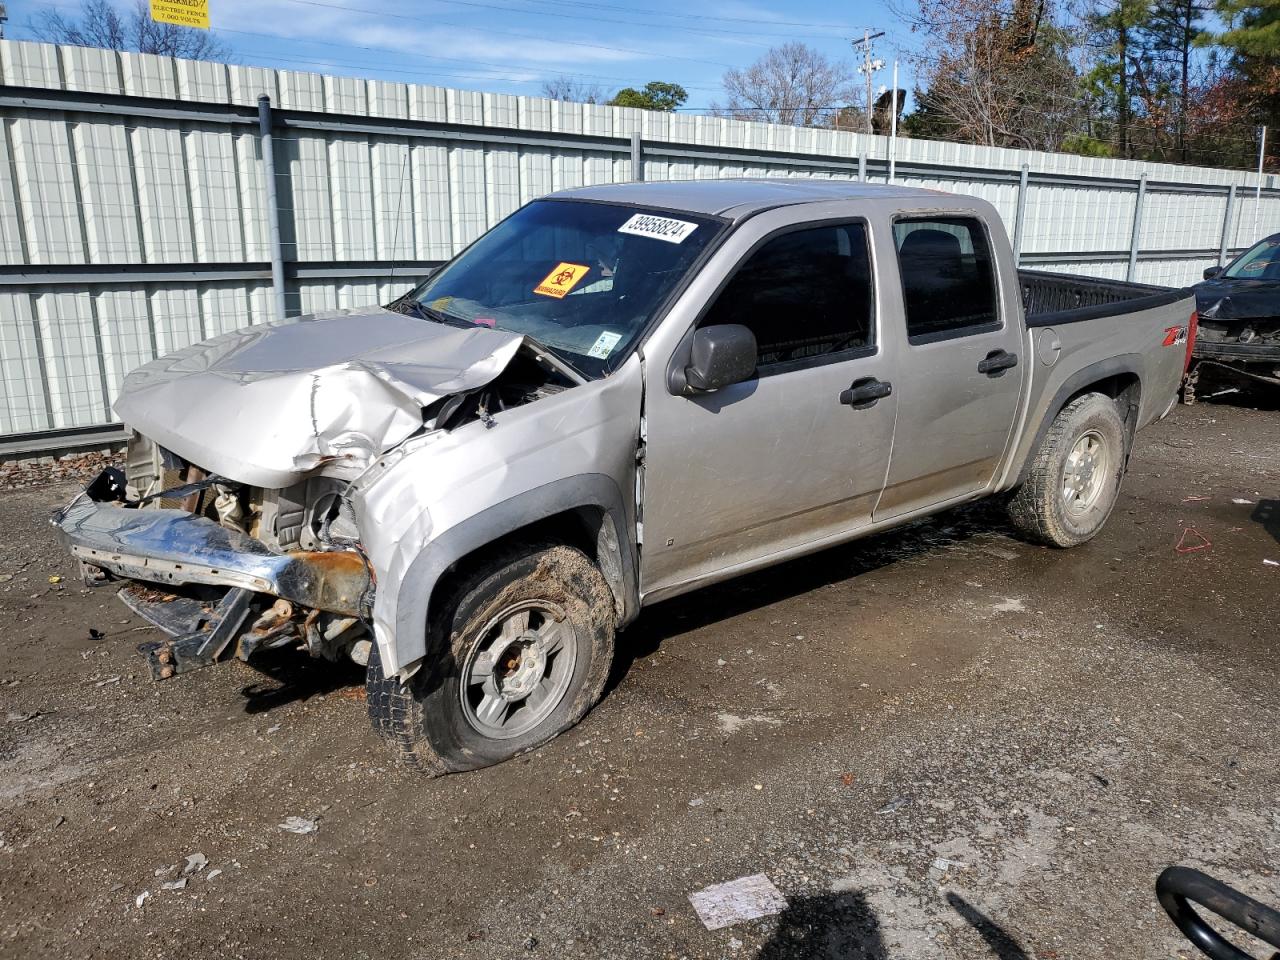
[587, 331, 623, 359]
[534, 262, 590, 299]
[617, 213, 699, 244]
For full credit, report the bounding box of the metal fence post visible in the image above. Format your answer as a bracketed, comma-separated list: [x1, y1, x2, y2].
[1012, 163, 1030, 267]
[857, 153, 866, 183]
[1127, 173, 1147, 282]
[258, 95, 287, 320]
[630, 131, 643, 182]
[1219, 184, 1237, 266]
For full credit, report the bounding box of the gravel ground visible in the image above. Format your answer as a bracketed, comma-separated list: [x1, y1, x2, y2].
[0, 398, 1277, 960]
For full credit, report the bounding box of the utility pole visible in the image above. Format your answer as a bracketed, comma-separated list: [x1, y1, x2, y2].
[1254, 125, 1267, 240]
[854, 30, 886, 136]
[0, 4, 8, 40]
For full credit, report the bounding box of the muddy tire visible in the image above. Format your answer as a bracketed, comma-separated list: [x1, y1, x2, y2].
[366, 542, 615, 775]
[1007, 392, 1127, 548]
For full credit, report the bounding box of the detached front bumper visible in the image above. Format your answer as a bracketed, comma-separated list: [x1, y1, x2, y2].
[52, 481, 372, 618]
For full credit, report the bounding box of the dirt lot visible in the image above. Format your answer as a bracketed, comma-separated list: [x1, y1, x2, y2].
[1, 397, 1277, 960]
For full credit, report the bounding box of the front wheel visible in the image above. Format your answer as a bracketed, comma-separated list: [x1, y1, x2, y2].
[1007, 392, 1127, 548]
[366, 543, 616, 774]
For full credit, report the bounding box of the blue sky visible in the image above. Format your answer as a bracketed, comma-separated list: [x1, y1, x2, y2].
[3, 0, 921, 111]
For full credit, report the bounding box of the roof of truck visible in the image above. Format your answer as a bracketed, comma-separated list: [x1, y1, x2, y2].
[550, 178, 951, 219]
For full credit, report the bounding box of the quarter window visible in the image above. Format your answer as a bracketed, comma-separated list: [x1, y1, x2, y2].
[701, 222, 875, 369]
[893, 217, 999, 341]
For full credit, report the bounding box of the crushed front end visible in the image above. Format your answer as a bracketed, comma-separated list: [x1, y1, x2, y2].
[52, 432, 374, 680]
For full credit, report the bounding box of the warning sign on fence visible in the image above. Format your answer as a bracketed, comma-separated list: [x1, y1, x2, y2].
[149, 0, 210, 29]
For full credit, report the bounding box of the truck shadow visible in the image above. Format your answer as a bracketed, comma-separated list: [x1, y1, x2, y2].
[753, 888, 1030, 959]
[237, 650, 365, 713]
[1251, 499, 1279, 545]
[612, 497, 1018, 692]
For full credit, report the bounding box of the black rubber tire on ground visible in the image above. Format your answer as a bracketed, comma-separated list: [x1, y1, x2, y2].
[1006, 392, 1127, 548]
[366, 542, 616, 775]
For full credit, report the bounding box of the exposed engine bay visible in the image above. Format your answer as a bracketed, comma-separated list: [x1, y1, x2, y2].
[59, 340, 575, 683]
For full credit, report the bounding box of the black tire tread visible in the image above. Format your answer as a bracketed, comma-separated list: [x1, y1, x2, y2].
[1007, 392, 1126, 548]
[366, 540, 613, 775]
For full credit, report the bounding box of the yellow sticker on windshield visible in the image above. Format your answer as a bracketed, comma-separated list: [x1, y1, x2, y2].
[534, 262, 590, 299]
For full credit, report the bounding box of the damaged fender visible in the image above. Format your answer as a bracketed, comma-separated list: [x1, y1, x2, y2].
[349, 355, 645, 678]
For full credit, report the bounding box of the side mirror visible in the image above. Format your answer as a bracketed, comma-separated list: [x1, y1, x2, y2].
[1203, 266, 1224, 280]
[683, 324, 757, 393]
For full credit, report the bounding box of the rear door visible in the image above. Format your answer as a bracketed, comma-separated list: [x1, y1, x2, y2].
[873, 214, 1025, 520]
[639, 212, 896, 597]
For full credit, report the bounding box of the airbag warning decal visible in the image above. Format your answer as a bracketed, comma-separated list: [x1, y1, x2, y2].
[534, 262, 590, 298]
[617, 213, 698, 244]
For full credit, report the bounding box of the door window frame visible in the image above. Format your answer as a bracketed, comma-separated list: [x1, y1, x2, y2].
[891, 213, 1004, 346]
[690, 216, 881, 378]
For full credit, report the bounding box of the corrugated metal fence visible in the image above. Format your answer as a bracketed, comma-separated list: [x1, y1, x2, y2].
[2, 38, 1277, 443]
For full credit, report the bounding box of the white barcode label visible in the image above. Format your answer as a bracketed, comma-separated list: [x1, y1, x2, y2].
[617, 213, 699, 244]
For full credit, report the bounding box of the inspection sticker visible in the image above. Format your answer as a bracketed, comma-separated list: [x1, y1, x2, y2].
[617, 213, 699, 244]
[587, 331, 623, 359]
[534, 262, 590, 299]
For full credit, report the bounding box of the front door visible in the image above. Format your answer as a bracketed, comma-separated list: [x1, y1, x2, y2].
[874, 215, 1025, 520]
[640, 217, 897, 597]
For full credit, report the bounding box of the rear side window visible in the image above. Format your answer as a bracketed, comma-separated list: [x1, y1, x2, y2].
[701, 222, 874, 370]
[893, 217, 999, 342]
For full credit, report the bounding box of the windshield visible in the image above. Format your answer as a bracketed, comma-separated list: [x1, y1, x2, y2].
[405, 199, 722, 377]
[1224, 236, 1280, 280]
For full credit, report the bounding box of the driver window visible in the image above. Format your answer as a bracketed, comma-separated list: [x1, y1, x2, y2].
[700, 222, 875, 371]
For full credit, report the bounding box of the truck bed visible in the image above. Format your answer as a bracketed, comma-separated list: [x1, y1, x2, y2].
[1020, 270, 1191, 327]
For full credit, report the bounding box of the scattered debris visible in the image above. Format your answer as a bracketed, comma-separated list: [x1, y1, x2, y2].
[88, 628, 105, 641]
[0, 448, 121, 490]
[182, 853, 208, 876]
[205, 869, 223, 881]
[1181, 495, 1211, 503]
[932, 857, 967, 872]
[160, 877, 188, 891]
[6, 710, 41, 723]
[279, 816, 318, 835]
[48, 575, 62, 584]
[1232, 498, 1254, 505]
[522, 935, 538, 950]
[716, 713, 782, 735]
[94, 676, 121, 687]
[689, 874, 787, 931]
[1174, 527, 1212, 554]
[135, 891, 150, 909]
[840, 772, 855, 787]
[991, 598, 1026, 613]
[688, 797, 705, 807]
[876, 796, 910, 815]
[1265, 560, 1279, 567]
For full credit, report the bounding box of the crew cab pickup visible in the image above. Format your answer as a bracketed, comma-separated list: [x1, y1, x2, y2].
[53, 180, 1198, 774]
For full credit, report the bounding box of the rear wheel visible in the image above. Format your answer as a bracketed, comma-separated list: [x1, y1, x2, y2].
[1007, 392, 1127, 548]
[366, 542, 616, 775]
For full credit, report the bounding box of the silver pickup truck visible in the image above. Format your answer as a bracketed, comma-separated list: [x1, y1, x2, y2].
[53, 180, 1197, 774]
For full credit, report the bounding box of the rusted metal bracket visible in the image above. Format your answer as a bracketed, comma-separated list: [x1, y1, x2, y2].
[136, 587, 255, 680]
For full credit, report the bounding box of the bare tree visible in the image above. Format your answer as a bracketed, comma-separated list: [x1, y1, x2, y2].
[541, 76, 607, 104]
[713, 42, 860, 127]
[905, 0, 1083, 149]
[30, 0, 229, 60]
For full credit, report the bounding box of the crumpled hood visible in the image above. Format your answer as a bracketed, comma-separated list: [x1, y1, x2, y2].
[114, 308, 525, 488]
[1194, 277, 1280, 322]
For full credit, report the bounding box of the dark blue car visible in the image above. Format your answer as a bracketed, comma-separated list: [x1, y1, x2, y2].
[1192, 234, 1280, 393]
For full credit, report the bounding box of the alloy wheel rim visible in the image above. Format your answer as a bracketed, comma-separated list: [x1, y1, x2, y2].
[459, 600, 576, 740]
[1062, 430, 1109, 518]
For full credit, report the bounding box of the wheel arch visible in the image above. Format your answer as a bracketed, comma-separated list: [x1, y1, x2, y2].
[1012, 356, 1144, 487]
[391, 474, 638, 677]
